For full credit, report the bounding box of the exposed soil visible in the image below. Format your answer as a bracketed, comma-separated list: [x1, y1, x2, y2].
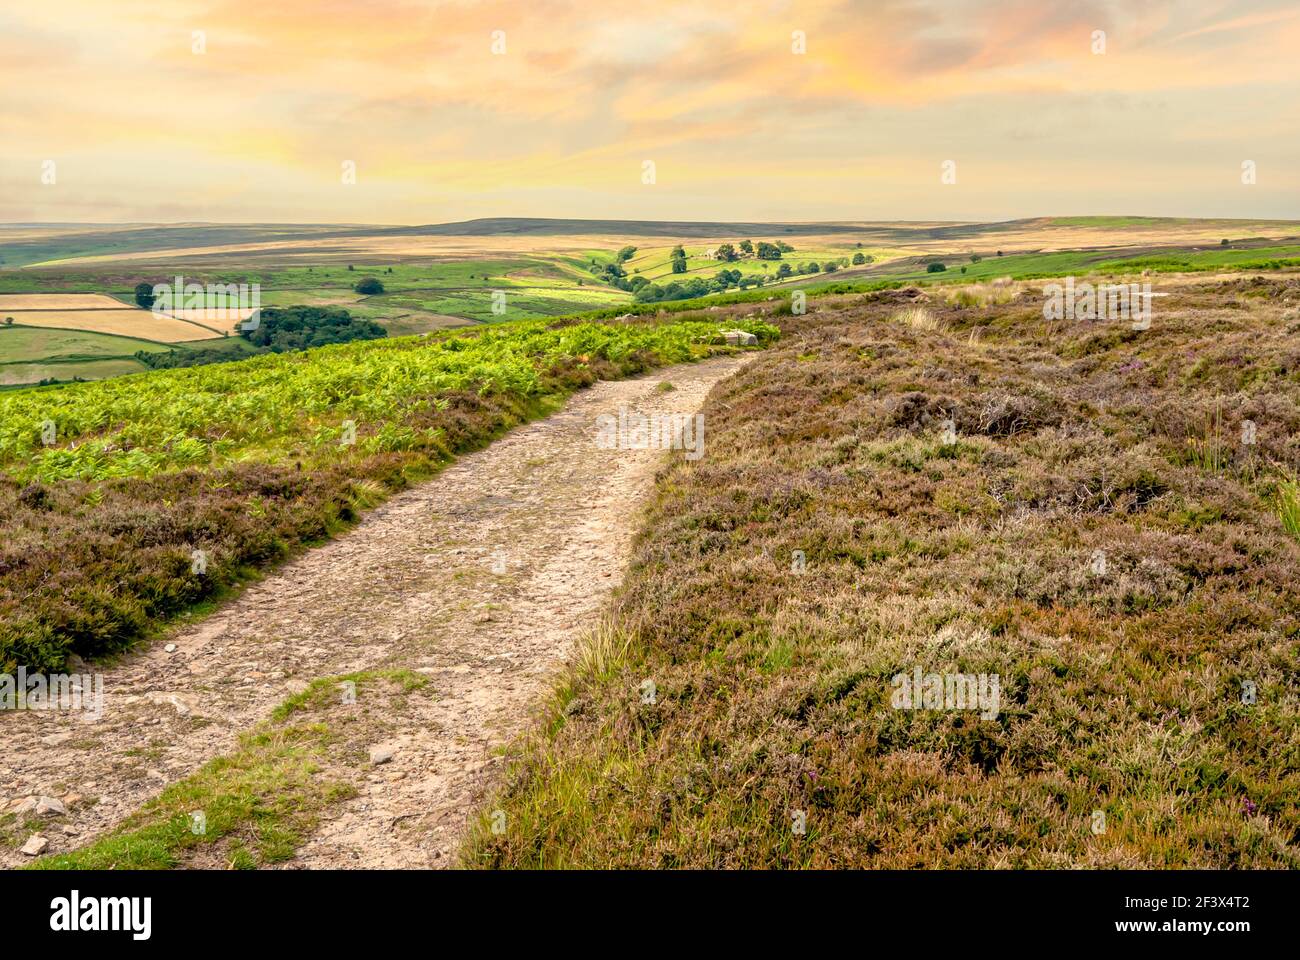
[3, 353, 751, 869]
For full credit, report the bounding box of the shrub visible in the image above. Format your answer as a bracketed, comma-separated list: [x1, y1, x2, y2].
[0, 315, 781, 670]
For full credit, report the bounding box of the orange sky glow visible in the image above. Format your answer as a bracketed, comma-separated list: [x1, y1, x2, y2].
[3, 0, 1297, 223]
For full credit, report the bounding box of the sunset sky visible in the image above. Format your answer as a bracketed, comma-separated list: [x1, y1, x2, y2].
[4, 0, 1298, 224]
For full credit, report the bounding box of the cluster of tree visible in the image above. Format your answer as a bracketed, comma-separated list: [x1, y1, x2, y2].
[635, 269, 776, 303]
[242, 306, 387, 352]
[588, 240, 881, 300]
[714, 240, 795, 262]
[136, 345, 249, 370]
[787, 258, 856, 276]
[135, 306, 387, 371]
[590, 258, 634, 289]
[590, 244, 644, 286]
[28, 375, 88, 386]
[635, 277, 712, 303]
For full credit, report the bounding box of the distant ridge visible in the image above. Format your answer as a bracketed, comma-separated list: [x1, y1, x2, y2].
[380, 217, 874, 237]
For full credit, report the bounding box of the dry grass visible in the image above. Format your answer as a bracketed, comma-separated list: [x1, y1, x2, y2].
[890, 305, 944, 332]
[0, 294, 127, 310]
[466, 275, 1300, 869]
[1278, 475, 1300, 538]
[940, 283, 1019, 309]
[2, 309, 218, 342]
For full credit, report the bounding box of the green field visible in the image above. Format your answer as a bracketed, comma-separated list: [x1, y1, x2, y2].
[0, 357, 149, 387]
[0, 326, 170, 363]
[0, 325, 178, 387]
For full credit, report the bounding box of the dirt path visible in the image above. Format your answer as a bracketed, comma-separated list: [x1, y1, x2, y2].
[3, 354, 751, 869]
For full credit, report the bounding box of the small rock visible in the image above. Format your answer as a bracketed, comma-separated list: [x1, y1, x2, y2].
[10, 797, 38, 815]
[40, 732, 72, 747]
[35, 796, 66, 818]
[61, 825, 78, 836]
[369, 746, 395, 765]
[164, 643, 178, 654]
[720, 329, 758, 346]
[20, 835, 49, 857]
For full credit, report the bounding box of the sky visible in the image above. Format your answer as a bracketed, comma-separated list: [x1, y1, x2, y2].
[3, 0, 1298, 224]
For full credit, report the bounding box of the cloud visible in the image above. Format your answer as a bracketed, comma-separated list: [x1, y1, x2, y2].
[2, 0, 1297, 221]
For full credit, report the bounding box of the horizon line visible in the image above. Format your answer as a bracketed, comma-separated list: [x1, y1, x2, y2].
[4, 214, 1300, 229]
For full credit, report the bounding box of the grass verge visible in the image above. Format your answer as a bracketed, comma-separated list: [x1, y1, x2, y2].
[27, 670, 427, 870]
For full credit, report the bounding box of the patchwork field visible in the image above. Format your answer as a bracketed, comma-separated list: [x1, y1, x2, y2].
[1, 309, 218, 342]
[3, 217, 1299, 385]
[0, 295, 224, 385]
[0, 327, 177, 386]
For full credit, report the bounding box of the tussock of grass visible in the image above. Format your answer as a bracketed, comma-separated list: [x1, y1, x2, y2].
[466, 279, 1300, 869]
[1277, 476, 1300, 538]
[890, 306, 944, 332]
[940, 284, 1018, 309]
